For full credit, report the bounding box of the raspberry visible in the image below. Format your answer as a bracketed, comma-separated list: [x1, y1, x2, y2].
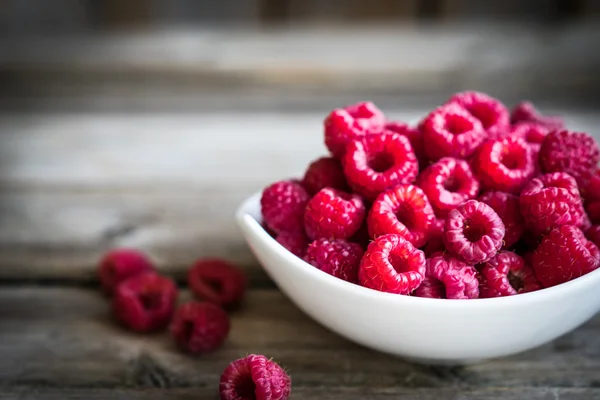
[419, 103, 486, 161]
[220, 354, 291, 400]
[304, 238, 363, 283]
[97, 248, 154, 295]
[188, 258, 247, 309]
[585, 225, 600, 248]
[539, 129, 600, 186]
[301, 156, 348, 195]
[444, 200, 505, 264]
[367, 185, 435, 248]
[385, 121, 425, 165]
[261, 180, 309, 234]
[324, 101, 385, 158]
[422, 218, 446, 256]
[580, 169, 600, 202]
[414, 252, 479, 299]
[532, 225, 600, 288]
[448, 91, 510, 139]
[170, 301, 230, 355]
[358, 234, 426, 295]
[519, 172, 586, 235]
[275, 230, 309, 258]
[417, 157, 479, 217]
[478, 251, 542, 298]
[510, 101, 565, 131]
[510, 122, 549, 156]
[304, 188, 365, 240]
[342, 132, 418, 201]
[472, 137, 535, 193]
[112, 272, 178, 333]
[587, 201, 600, 225]
[479, 191, 524, 248]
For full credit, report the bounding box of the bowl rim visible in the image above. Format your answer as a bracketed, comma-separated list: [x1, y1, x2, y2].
[237, 191, 600, 310]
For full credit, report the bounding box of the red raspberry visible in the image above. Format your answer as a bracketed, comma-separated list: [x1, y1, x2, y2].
[112, 272, 178, 333]
[510, 101, 565, 131]
[472, 137, 535, 193]
[444, 200, 505, 264]
[342, 132, 418, 200]
[416, 157, 479, 217]
[510, 122, 549, 156]
[519, 172, 586, 235]
[585, 225, 600, 248]
[478, 191, 524, 248]
[275, 230, 309, 258]
[478, 251, 542, 298]
[532, 225, 600, 288]
[98, 248, 154, 295]
[358, 234, 426, 295]
[580, 169, 600, 202]
[324, 101, 385, 158]
[261, 180, 309, 234]
[301, 156, 348, 195]
[419, 103, 486, 161]
[170, 301, 230, 355]
[188, 258, 247, 309]
[385, 121, 425, 165]
[304, 238, 363, 283]
[304, 188, 365, 240]
[448, 91, 510, 139]
[422, 218, 446, 256]
[539, 129, 600, 186]
[587, 201, 600, 225]
[220, 354, 291, 400]
[414, 252, 479, 299]
[367, 185, 435, 248]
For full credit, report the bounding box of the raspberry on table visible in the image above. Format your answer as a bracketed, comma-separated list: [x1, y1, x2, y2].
[539, 129, 600, 187]
[324, 101, 385, 158]
[342, 132, 419, 201]
[98, 248, 154, 295]
[188, 258, 247, 309]
[112, 272, 178, 333]
[479, 191, 525, 248]
[304, 188, 365, 240]
[304, 238, 364, 284]
[170, 301, 230, 355]
[510, 122, 549, 157]
[419, 103, 487, 161]
[367, 185, 435, 248]
[358, 234, 426, 295]
[414, 252, 479, 299]
[532, 225, 600, 288]
[519, 172, 586, 235]
[422, 218, 446, 256]
[478, 251, 542, 298]
[261, 180, 310, 234]
[276, 230, 309, 258]
[510, 101, 565, 131]
[301, 156, 349, 195]
[385, 121, 425, 165]
[472, 137, 535, 193]
[448, 91, 510, 139]
[220, 354, 291, 400]
[416, 157, 479, 217]
[444, 200, 505, 264]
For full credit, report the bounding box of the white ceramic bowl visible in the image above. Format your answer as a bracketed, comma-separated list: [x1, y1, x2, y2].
[236, 192, 600, 364]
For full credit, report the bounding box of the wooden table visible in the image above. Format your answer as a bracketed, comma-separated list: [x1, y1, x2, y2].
[1, 108, 600, 399]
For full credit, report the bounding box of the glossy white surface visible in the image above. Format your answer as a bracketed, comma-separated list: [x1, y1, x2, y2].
[236, 192, 600, 364]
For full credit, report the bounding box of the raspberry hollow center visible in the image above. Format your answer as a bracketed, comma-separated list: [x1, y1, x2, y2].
[368, 151, 395, 173]
[466, 104, 495, 129]
[443, 177, 461, 192]
[463, 222, 486, 243]
[138, 291, 163, 311]
[445, 114, 473, 135]
[234, 374, 256, 399]
[395, 204, 415, 230]
[500, 148, 524, 170]
[388, 251, 411, 274]
[204, 278, 224, 295]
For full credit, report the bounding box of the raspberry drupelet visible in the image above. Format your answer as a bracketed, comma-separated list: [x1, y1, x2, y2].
[444, 200, 505, 264]
[303, 188, 365, 240]
[384, 121, 425, 166]
[419, 103, 487, 161]
[479, 191, 525, 248]
[519, 172, 586, 235]
[416, 157, 479, 217]
[358, 234, 426, 295]
[301, 156, 348, 195]
[478, 251, 542, 298]
[532, 225, 600, 288]
[414, 252, 479, 299]
[220, 354, 291, 400]
[472, 137, 535, 193]
[304, 238, 364, 284]
[188, 258, 247, 309]
[448, 91, 510, 139]
[112, 272, 178, 333]
[510, 101, 565, 131]
[324, 101, 385, 158]
[342, 132, 419, 201]
[260, 180, 310, 234]
[98, 248, 154, 295]
[170, 301, 230, 355]
[367, 185, 435, 248]
[276, 230, 309, 258]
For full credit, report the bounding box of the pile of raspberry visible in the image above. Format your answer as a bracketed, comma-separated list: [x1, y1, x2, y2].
[261, 92, 600, 299]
